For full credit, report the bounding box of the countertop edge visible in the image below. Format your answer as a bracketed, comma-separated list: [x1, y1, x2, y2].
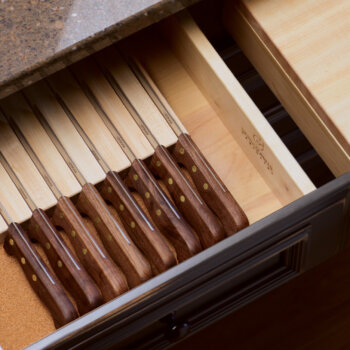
[0, 0, 200, 100]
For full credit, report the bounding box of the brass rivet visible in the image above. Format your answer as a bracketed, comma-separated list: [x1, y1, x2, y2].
[156, 160, 161, 167]
[57, 260, 63, 268]
[71, 230, 76, 238]
[32, 274, 37, 282]
[130, 221, 136, 229]
[145, 192, 150, 199]
[119, 204, 124, 211]
[168, 178, 173, 185]
[107, 186, 112, 193]
[9, 238, 14, 246]
[82, 248, 88, 255]
[34, 224, 39, 231]
[59, 212, 64, 219]
[156, 209, 161, 216]
[45, 242, 51, 250]
[133, 174, 138, 181]
[203, 183, 209, 190]
[192, 165, 197, 173]
[95, 217, 101, 224]
[21, 257, 26, 265]
[180, 195, 186, 203]
[107, 234, 112, 241]
[179, 147, 185, 155]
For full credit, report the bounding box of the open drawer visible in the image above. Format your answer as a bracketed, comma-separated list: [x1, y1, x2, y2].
[1, 9, 350, 350]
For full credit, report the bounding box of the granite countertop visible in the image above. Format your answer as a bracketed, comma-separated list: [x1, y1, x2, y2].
[0, 0, 199, 99]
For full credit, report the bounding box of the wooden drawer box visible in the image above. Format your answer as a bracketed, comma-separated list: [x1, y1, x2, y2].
[1, 7, 350, 350]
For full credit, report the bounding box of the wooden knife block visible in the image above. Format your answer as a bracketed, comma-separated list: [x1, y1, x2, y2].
[0, 15, 313, 349]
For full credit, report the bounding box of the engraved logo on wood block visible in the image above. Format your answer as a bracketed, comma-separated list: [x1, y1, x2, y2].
[241, 128, 273, 174]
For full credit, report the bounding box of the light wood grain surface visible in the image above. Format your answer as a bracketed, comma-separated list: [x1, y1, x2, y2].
[227, 0, 350, 175]
[0, 120, 57, 212]
[48, 70, 131, 173]
[161, 11, 315, 203]
[0, 215, 6, 235]
[131, 25, 288, 224]
[25, 81, 107, 186]
[72, 58, 155, 160]
[96, 47, 179, 148]
[1, 93, 82, 197]
[0, 162, 32, 224]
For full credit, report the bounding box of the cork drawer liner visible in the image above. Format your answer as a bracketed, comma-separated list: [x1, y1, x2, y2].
[0, 11, 315, 350]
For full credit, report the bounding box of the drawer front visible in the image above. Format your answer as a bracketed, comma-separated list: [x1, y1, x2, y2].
[29, 173, 350, 349]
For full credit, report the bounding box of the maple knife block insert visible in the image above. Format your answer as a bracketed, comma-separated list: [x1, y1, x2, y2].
[0, 11, 316, 350]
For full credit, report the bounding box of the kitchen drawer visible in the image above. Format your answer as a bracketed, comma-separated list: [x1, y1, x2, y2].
[1, 8, 350, 350]
[222, 0, 350, 177]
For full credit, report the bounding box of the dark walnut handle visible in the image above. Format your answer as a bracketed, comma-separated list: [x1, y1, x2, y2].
[4, 223, 78, 328]
[28, 208, 103, 315]
[100, 171, 177, 275]
[77, 183, 152, 288]
[150, 145, 225, 248]
[173, 134, 249, 235]
[52, 196, 128, 301]
[126, 159, 201, 262]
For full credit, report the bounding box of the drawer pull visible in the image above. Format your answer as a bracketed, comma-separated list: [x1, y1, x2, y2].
[0, 150, 102, 315]
[128, 59, 249, 235]
[162, 312, 191, 342]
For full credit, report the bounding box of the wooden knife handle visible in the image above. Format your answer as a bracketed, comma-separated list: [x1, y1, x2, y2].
[77, 183, 152, 287]
[52, 196, 128, 301]
[4, 223, 78, 328]
[28, 208, 103, 314]
[101, 171, 177, 275]
[126, 159, 201, 262]
[173, 134, 249, 235]
[150, 145, 225, 248]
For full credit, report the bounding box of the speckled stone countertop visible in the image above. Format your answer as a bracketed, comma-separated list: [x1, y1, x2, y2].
[0, 0, 200, 99]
